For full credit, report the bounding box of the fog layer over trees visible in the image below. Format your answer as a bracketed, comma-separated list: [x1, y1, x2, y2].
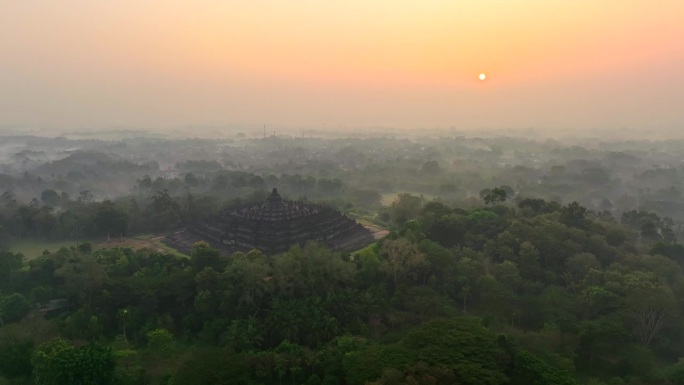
[3, 132, 684, 384]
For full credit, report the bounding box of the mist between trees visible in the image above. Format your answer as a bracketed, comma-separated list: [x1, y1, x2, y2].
[2, 133, 684, 384]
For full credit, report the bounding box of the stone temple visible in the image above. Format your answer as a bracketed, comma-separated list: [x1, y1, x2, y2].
[166, 188, 375, 255]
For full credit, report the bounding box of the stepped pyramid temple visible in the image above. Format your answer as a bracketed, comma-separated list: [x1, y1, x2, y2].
[166, 188, 375, 255]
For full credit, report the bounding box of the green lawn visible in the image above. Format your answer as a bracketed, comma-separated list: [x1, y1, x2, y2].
[8, 235, 189, 260]
[349, 241, 379, 257]
[133, 233, 157, 240]
[8, 238, 97, 260]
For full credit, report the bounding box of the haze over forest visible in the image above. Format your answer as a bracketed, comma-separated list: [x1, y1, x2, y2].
[4, 2, 684, 385]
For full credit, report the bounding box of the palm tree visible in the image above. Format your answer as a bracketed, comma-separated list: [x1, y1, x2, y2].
[268, 298, 303, 344]
[118, 308, 129, 346]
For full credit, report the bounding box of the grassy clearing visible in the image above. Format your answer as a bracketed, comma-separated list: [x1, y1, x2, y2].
[8, 238, 99, 260]
[350, 241, 380, 258]
[9, 234, 189, 260]
[380, 193, 398, 206]
[96, 235, 189, 258]
[133, 233, 157, 240]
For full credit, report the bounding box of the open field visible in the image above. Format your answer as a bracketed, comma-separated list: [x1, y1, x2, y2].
[9, 234, 188, 260]
[8, 238, 99, 260]
[107, 235, 188, 258]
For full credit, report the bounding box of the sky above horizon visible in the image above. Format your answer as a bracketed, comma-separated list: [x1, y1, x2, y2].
[1, 1, 683, 132]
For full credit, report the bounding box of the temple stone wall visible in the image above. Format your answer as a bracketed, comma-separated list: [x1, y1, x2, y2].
[166, 188, 374, 255]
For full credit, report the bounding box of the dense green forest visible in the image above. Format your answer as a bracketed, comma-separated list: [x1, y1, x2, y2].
[5, 134, 684, 384]
[3, 194, 684, 384]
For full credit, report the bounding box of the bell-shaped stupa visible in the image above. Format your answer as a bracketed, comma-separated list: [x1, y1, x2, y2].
[167, 188, 374, 255]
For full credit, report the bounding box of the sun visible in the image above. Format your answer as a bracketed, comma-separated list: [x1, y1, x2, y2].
[479, 73, 486, 81]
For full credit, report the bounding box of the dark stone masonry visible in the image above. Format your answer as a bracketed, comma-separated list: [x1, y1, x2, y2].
[165, 188, 374, 255]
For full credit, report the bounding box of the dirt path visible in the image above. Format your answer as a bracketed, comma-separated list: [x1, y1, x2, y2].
[363, 224, 390, 240]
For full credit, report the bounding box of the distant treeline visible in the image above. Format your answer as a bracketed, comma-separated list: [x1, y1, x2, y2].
[3, 135, 684, 239]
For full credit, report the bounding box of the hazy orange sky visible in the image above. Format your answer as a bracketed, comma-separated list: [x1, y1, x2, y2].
[1, 1, 683, 132]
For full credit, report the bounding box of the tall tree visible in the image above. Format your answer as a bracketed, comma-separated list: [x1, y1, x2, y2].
[379, 238, 427, 287]
[0, 337, 33, 381]
[32, 339, 116, 385]
[93, 201, 128, 239]
[389, 194, 423, 228]
[0, 251, 24, 290]
[40, 189, 60, 206]
[480, 187, 508, 205]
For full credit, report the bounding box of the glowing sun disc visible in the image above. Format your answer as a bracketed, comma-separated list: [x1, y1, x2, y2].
[479, 73, 486, 81]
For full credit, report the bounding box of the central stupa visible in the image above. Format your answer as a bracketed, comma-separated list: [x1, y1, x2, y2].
[170, 188, 374, 254]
